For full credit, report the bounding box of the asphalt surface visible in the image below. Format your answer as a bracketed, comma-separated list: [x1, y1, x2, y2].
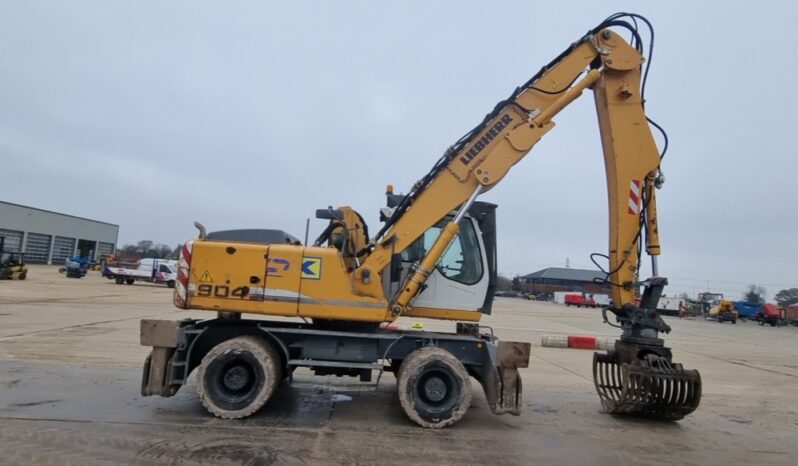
[1, 266, 797, 465]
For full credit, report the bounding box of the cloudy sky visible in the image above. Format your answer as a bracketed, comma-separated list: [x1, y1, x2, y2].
[2, 1, 796, 300]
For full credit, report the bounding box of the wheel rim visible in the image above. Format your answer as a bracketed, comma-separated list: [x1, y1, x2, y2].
[207, 353, 264, 406]
[222, 364, 254, 392]
[414, 367, 458, 414]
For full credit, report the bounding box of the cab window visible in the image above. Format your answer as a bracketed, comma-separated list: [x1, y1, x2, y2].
[402, 218, 483, 285]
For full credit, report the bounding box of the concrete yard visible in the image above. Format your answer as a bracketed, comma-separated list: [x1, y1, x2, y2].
[1, 266, 797, 465]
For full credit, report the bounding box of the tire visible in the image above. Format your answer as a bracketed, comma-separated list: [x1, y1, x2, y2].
[397, 346, 472, 429]
[167, 280, 175, 289]
[115, 277, 124, 284]
[125, 278, 135, 285]
[18, 271, 26, 280]
[196, 336, 281, 419]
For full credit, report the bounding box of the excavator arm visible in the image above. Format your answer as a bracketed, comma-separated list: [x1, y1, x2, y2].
[354, 13, 701, 419]
[358, 18, 654, 316]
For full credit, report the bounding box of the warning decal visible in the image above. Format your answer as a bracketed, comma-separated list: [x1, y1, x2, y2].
[199, 271, 214, 283]
[301, 257, 322, 280]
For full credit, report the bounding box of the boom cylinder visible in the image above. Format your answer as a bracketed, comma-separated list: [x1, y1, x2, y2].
[530, 70, 601, 127]
[644, 176, 661, 256]
[391, 186, 483, 315]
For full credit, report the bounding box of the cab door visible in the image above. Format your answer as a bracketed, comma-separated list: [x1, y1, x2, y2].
[403, 217, 489, 311]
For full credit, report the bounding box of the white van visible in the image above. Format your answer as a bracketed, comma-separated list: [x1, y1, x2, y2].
[103, 258, 178, 287]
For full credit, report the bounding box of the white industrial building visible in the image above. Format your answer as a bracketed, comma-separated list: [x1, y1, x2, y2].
[0, 201, 119, 264]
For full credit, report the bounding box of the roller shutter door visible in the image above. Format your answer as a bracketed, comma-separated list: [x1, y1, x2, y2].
[24, 233, 52, 264]
[97, 242, 115, 257]
[0, 229, 23, 253]
[52, 236, 76, 264]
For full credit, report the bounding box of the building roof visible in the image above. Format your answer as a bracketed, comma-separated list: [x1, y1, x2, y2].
[0, 200, 119, 228]
[520, 267, 607, 283]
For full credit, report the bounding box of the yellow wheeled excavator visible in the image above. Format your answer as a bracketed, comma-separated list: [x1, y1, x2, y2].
[140, 13, 701, 427]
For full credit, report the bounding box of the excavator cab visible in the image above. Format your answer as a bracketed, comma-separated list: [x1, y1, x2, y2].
[387, 201, 497, 316]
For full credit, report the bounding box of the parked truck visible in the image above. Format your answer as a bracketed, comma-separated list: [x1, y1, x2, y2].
[656, 296, 683, 317]
[755, 304, 783, 327]
[103, 258, 177, 288]
[564, 294, 598, 308]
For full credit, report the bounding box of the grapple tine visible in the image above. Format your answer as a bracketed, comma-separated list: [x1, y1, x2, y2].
[592, 346, 701, 420]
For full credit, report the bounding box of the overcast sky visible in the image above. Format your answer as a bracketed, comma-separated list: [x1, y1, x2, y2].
[1, 1, 796, 300]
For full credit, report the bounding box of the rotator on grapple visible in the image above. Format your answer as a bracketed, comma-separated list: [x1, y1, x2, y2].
[594, 274, 702, 420]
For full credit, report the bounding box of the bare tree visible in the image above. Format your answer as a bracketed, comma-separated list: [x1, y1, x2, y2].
[743, 285, 766, 305]
[775, 288, 798, 307]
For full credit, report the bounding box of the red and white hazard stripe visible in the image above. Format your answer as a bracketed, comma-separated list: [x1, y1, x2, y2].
[628, 179, 641, 215]
[174, 240, 193, 308]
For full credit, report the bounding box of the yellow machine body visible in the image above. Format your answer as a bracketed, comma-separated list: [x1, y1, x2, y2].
[147, 14, 701, 423]
[185, 241, 389, 322]
[709, 300, 739, 318]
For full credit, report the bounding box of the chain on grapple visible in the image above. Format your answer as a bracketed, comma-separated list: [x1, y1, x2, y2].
[593, 350, 701, 420]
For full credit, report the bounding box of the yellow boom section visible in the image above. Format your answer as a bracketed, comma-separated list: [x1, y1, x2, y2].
[358, 29, 664, 315]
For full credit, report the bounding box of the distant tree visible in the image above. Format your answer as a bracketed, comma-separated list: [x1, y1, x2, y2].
[118, 241, 174, 259]
[743, 285, 766, 305]
[120, 244, 138, 256]
[136, 240, 154, 252]
[155, 244, 173, 259]
[774, 288, 798, 307]
[496, 274, 512, 291]
[511, 275, 522, 292]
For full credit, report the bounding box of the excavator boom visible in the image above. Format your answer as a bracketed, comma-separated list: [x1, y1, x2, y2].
[356, 13, 701, 419]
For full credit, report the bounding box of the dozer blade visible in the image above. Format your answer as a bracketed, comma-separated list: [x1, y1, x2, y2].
[593, 351, 701, 420]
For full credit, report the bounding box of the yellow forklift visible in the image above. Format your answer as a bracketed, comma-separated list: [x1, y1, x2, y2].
[0, 236, 28, 280]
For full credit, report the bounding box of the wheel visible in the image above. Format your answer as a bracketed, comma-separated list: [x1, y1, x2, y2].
[18, 271, 26, 280]
[167, 280, 175, 289]
[732, 319, 737, 324]
[125, 278, 135, 285]
[396, 346, 472, 429]
[115, 277, 124, 284]
[196, 336, 281, 419]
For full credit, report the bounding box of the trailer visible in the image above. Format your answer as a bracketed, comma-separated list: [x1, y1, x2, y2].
[103, 258, 177, 288]
[657, 296, 684, 317]
[786, 305, 798, 326]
